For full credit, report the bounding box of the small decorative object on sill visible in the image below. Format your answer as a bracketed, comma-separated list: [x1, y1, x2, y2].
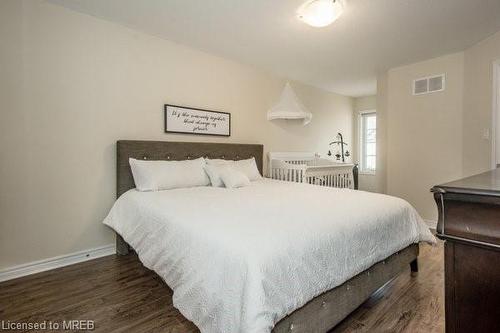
[329, 132, 349, 163]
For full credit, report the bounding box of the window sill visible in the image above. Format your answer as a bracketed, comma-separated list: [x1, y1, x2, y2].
[359, 171, 376, 176]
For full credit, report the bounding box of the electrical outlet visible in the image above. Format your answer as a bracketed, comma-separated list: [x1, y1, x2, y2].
[483, 128, 490, 140]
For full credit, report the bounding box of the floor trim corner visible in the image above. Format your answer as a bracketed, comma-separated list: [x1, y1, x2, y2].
[0, 244, 116, 282]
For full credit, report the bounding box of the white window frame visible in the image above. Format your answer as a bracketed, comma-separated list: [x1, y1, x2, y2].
[358, 110, 376, 175]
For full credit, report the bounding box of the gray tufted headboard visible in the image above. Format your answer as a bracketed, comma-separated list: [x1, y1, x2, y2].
[116, 140, 264, 197]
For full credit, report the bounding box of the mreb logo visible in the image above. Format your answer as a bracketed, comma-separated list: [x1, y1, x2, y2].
[62, 320, 95, 330]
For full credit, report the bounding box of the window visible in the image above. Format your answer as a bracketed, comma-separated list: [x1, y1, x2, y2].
[359, 111, 376, 174]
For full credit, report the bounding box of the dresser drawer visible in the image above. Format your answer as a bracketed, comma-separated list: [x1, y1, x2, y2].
[445, 241, 500, 333]
[437, 192, 500, 246]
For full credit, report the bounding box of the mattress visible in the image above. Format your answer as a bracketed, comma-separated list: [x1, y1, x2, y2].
[103, 179, 435, 333]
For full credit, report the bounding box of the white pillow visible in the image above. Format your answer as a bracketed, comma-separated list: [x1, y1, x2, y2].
[219, 167, 251, 189]
[203, 164, 225, 187]
[206, 157, 262, 181]
[233, 158, 262, 181]
[129, 157, 210, 191]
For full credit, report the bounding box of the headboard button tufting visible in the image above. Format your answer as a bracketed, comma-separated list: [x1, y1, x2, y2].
[116, 140, 263, 198]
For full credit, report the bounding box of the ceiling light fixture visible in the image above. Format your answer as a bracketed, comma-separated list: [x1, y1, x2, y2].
[297, 0, 344, 28]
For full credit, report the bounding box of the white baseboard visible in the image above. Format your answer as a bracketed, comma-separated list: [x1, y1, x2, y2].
[0, 244, 116, 282]
[424, 219, 437, 230]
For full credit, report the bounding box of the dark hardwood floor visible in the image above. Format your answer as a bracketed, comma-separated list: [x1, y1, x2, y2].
[0, 243, 444, 333]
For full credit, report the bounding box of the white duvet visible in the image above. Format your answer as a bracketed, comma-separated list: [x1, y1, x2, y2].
[103, 179, 435, 333]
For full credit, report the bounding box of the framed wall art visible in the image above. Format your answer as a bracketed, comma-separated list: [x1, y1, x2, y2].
[164, 104, 231, 137]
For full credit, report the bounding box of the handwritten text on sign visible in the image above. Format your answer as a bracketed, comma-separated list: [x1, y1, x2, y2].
[165, 105, 230, 136]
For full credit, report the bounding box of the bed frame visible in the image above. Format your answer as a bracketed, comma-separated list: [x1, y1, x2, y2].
[114, 140, 419, 333]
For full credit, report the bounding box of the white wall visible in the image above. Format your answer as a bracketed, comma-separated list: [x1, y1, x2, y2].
[376, 73, 389, 195]
[376, 30, 500, 224]
[463, 31, 500, 176]
[352, 95, 379, 192]
[385, 53, 465, 222]
[0, 0, 354, 270]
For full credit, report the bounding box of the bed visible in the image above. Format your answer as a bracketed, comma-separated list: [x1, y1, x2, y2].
[105, 140, 435, 333]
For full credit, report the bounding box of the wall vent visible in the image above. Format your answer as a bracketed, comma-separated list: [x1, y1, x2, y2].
[412, 74, 445, 95]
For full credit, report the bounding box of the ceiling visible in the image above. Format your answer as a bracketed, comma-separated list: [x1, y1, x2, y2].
[48, 0, 500, 97]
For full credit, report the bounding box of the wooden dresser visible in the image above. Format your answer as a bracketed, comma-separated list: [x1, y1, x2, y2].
[432, 169, 500, 333]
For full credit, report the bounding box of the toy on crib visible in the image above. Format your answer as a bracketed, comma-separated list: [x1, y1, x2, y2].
[328, 132, 350, 163]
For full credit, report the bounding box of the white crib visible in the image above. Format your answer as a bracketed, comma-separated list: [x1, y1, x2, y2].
[268, 152, 357, 189]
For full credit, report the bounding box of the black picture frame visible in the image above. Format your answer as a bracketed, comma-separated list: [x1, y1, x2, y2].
[164, 104, 231, 137]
